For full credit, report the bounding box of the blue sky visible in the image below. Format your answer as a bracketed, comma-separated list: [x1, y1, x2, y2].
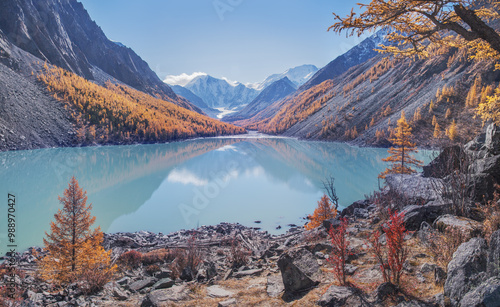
[78, 0, 367, 84]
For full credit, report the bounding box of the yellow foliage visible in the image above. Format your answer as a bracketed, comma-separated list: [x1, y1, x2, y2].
[379, 111, 423, 179]
[413, 107, 422, 122]
[477, 86, 500, 125]
[434, 122, 441, 138]
[38, 177, 116, 289]
[305, 195, 337, 230]
[446, 119, 458, 141]
[37, 66, 245, 143]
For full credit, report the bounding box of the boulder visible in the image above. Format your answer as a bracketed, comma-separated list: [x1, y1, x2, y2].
[323, 218, 341, 232]
[141, 285, 190, 306]
[444, 238, 488, 306]
[266, 275, 284, 298]
[423, 145, 464, 179]
[317, 286, 363, 306]
[402, 200, 448, 230]
[376, 282, 397, 302]
[233, 268, 263, 278]
[206, 285, 234, 298]
[277, 248, 321, 293]
[487, 230, 500, 277]
[340, 199, 371, 217]
[129, 277, 156, 292]
[152, 278, 174, 290]
[154, 269, 172, 279]
[218, 298, 237, 307]
[112, 287, 129, 301]
[385, 174, 444, 202]
[432, 214, 482, 236]
[460, 277, 500, 307]
[180, 266, 194, 281]
[434, 267, 447, 286]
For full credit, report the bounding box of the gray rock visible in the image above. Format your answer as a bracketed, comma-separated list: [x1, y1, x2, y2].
[154, 269, 172, 280]
[353, 208, 370, 219]
[129, 277, 156, 292]
[423, 145, 464, 178]
[434, 267, 446, 286]
[266, 275, 284, 298]
[233, 268, 263, 278]
[112, 287, 129, 301]
[420, 263, 437, 274]
[402, 200, 448, 230]
[340, 199, 371, 217]
[444, 237, 488, 306]
[395, 301, 434, 307]
[487, 230, 500, 277]
[385, 174, 444, 201]
[376, 282, 397, 301]
[180, 266, 194, 281]
[206, 285, 234, 298]
[460, 276, 500, 307]
[433, 214, 482, 235]
[152, 278, 174, 290]
[323, 218, 341, 232]
[345, 264, 358, 275]
[317, 286, 363, 306]
[141, 285, 190, 306]
[223, 269, 232, 281]
[218, 298, 237, 306]
[277, 248, 321, 293]
[116, 276, 130, 286]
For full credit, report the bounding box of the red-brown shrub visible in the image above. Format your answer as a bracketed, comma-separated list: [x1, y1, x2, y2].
[328, 217, 352, 286]
[117, 250, 142, 269]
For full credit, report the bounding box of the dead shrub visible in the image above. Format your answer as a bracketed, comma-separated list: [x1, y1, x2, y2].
[117, 250, 142, 269]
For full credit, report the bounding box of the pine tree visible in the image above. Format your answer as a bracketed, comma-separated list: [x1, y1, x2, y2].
[38, 176, 115, 289]
[305, 195, 337, 230]
[446, 119, 458, 141]
[434, 122, 441, 138]
[379, 111, 423, 179]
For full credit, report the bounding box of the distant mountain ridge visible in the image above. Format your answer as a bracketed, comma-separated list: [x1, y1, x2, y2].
[167, 64, 318, 118]
[225, 77, 297, 122]
[250, 64, 318, 91]
[183, 75, 259, 110]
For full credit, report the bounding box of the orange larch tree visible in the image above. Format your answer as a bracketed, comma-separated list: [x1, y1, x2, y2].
[38, 176, 115, 290]
[305, 194, 338, 230]
[379, 111, 423, 179]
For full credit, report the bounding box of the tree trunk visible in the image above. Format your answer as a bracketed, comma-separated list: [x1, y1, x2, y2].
[454, 5, 500, 55]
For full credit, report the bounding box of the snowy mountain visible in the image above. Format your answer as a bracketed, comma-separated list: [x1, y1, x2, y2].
[250, 64, 318, 91]
[225, 77, 297, 122]
[184, 75, 260, 110]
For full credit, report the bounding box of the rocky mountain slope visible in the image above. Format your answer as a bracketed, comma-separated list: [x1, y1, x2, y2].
[0, 0, 200, 112]
[300, 29, 389, 91]
[239, 46, 498, 147]
[224, 77, 297, 122]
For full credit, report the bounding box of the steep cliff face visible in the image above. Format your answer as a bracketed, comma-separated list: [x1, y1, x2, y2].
[0, 0, 200, 112]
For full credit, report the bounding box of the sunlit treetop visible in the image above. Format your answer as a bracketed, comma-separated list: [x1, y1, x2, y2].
[330, 0, 500, 61]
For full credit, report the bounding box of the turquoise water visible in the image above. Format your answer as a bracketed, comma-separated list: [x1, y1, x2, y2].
[0, 135, 433, 251]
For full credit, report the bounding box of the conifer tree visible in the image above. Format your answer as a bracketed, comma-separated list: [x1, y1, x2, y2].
[38, 176, 115, 288]
[305, 195, 337, 230]
[379, 112, 423, 179]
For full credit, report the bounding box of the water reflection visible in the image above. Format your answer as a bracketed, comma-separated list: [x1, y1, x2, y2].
[0, 137, 433, 251]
